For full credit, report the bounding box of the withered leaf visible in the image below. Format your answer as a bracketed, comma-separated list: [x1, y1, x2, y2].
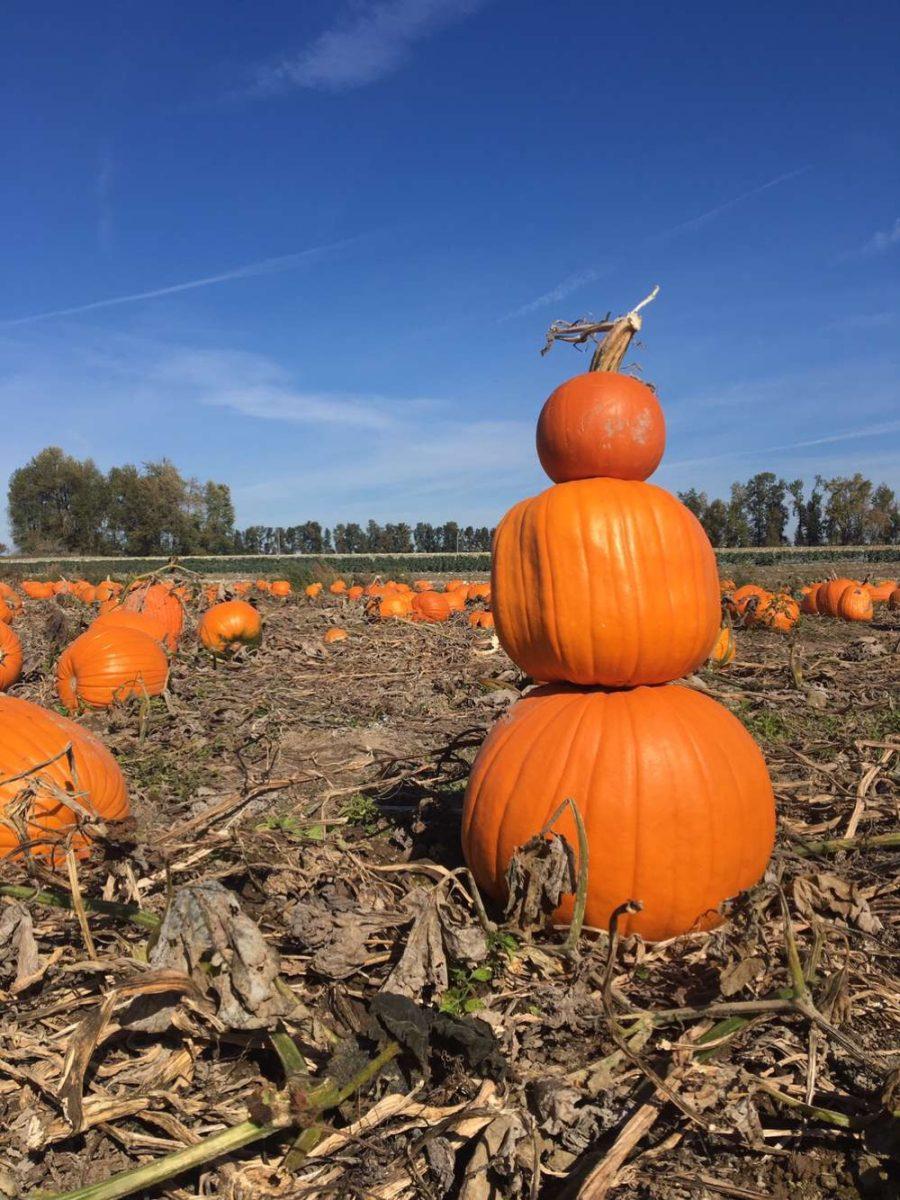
[0, 903, 42, 993]
[504, 833, 576, 932]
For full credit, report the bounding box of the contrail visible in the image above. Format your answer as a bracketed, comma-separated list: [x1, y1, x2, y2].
[649, 165, 812, 241]
[0, 236, 358, 328]
[666, 418, 900, 469]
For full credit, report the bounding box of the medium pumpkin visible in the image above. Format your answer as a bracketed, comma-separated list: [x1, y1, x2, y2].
[492, 478, 719, 687]
[412, 591, 452, 622]
[463, 683, 774, 942]
[232, 581, 252, 595]
[122, 583, 184, 651]
[56, 627, 169, 711]
[329, 580, 347, 595]
[198, 601, 262, 655]
[757, 594, 800, 633]
[468, 609, 495, 630]
[22, 581, 55, 600]
[837, 585, 873, 623]
[271, 580, 292, 597]
[0, 624, 23, 690]
[304, 582, 322, 599]
[0, 583, 22, 614]
[0, 694, 129, 861]
[347, 585, 365, 601]
[95, 580, 122, 604]
[377, 594, 413, 619]
[536, 372, 666, 484]
[817, 578, 858, 618]
[323, 627, 348, 644]
[799, 583, 821, 615]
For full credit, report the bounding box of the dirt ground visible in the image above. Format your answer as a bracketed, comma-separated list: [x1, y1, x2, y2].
[0, 569, 898, 1200]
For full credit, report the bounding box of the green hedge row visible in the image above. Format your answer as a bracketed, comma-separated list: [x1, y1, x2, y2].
[0, 545, 896, 583]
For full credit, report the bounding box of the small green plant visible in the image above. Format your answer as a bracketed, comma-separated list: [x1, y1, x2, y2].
[342, 793, 382, 833]
[438, 930, 519, 1015]
[256, 813, 325, 842]
[736, 702, 788, 742]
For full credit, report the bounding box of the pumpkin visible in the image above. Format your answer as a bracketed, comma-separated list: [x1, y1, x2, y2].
[412, 591, 452, 622]
[271, 580, 292, 597]
[837, 585, 873, 623]
[323, 628, 348, 644]
[414, 580, 433, 592]
[347, 585, 365, 601]
[536, 372, 666, 484]
[867, 579, 897, 603]
[95, 580, 122, 604]
[255, 579, 271, 593]
[0, 694, 129, 861]
[729, 584, 769, 618]
[232, 581, 252, 595]
[122, 583, 184, 651]
[56, 627, 169, 711]
[444, 588, 467, 614]
[0, 583, 23, 614]
[757, 593, 799, 633]
[799, 583, 821, 615]
[53, 580, 71, 595]
[468, 610, 495, 630]
[304, 582, 322, 599]
[377, 594, 413, 619]
[0, 624, 23, 691]
[445, 580, 468, 593]
[463, 683, 774, 942]
[708, 625, 735, 666]
[329, 580, 347, 595]
[198, 600, 262, 655]
[492, 478, 719, 687]
[889, 588, 900, 612]
[91, 609, 169, 646]
[0, 600, 13, 626]
[467, 583, 491, 603]
[817, 578, 858, 617]
[718, 578, 736, 593]
[22, 581, 55, 600]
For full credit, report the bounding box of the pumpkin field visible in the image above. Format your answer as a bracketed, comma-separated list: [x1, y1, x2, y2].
[0, 560, 896, 1200]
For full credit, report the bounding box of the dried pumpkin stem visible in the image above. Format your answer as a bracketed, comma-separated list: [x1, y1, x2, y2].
[541, 285, 659, 373]
[0, 883, 161, 930]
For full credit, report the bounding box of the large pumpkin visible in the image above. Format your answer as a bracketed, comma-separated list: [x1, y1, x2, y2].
[463, 683, 775, 941]
[198, 600, 262, 655]
[91, 609, 169, 646]
[536, 372, 666, 484]
[0, 624, 23, 691]
[0, 695, 129, 860]
[492, 478, 719, 686]
[122, 583, 184, 651]
[56, 627, 169, 711]
[817, 578, 857, 618]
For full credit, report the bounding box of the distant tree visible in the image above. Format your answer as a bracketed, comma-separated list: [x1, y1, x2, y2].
[439, 521, 460, 552]
[865, 483, 899, 544]
[703, 498, 728, 546]
[677, 488, 709, 524]
[742, 472, 788, 545]
[414, 522, 438, 552]
[725, 483, 751, 547]
[9, 447, 108, 553]
[822, 474, 872, 544]
[199, 482, 236, 553]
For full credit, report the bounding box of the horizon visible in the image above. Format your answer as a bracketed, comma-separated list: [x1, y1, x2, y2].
[3, 0, 899, 545]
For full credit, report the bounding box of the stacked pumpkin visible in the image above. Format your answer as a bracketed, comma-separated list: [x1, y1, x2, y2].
[463, 293, 776, 940]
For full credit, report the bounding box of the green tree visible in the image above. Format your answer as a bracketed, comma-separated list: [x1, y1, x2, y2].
[724, 483, 751, 547]
[743, 472, 788, 545]
[8, 447, 108, 553]
[703, 498, 728, 546]
[199, 482, 236, 553]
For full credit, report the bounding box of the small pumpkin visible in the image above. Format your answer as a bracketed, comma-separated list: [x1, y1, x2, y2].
[377, 594, 413, 619]
[837, 585, 873, 623]
[255, 579, 271, 593]
[468, 610, 495, 630]
[304, 582, 322, 599]
[463, 683, 775, 942]
[866, 579, 897, 603]
[708, 625, 735, 666]
[536, 372, 666, 483]
[323, 628, 348, 644]
[0, 694, 129, 861]
[329, 580, 347, 595]
[232, 581, 252, 595]
[347, 585, 365, 601]
[799, 583, 821, 615]
[56, 627, 169, 711]
[198, 601, 263, 655]
[729, 584, 769, 620]
[413, 579, 433, 592]
[271, 580, 292, 597]
[467, 583, 491, 603]
[757, 593, 799, 633]
[0, 624, 23, 691]
[0, 583, 23, 614]
[95, 579, 122, 604]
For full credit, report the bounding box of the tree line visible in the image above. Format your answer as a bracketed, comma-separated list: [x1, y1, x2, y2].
[4, 449, 898, 556]
[678, 472, 899, 547]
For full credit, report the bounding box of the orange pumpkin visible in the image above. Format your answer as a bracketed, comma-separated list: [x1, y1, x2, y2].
[799, 583, 821, 615]
[837, 585, 873, 623]
[56, 627, 169, 711]
[271, 580, 293, 597]
[232, 581, 252, 595]
[323, 627, 348, 644]
[0, 583, 23, 614]
[492, 478, 719, 687]
[0, 695, 129, 861]
[95, 580, 122, 604]
[91, 609, 169, 646]
[867, 579, 897, 603]
[122, 583, 184, 651]
[463, 683, 774, 942]
[412, 591, 452, 622]
[445, 580, 468, 593]
[718, 578, 736, 593]
[0, 599, 13, 626]
[255, 579, 271, 593]
[0, 624, 23, 691]
[198, 601, 262, 655]
[467, 583, 491, 603]
[536, 372, 666, 484]
[414, 580, 433, 592]
[53, 580, 71, 595]
[817, 578, 858, 618]
[468, 610, 495, 630]
[304, 582, 322, 599]
[347, 585, 365, 601]
[378, 594, 413, 619]
[22, 581, 55, 600]
[757, 593, 799, 633]
[729, 584, 769, 618]
[329, 580, 347, 595]
[708, 625, 735, 666]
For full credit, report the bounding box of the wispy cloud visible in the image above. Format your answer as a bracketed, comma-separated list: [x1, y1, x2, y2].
[861, 217, 900, 256]
[254, 0, 488, 93]
[666, 419, 900, 470]
[0, 237, 357, 328]
[505, 167, 811, 319]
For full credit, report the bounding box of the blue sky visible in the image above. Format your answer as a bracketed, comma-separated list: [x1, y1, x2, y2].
[2, 0, 899, 542]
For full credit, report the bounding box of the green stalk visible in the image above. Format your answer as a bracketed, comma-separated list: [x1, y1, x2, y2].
[0, 884, 160, 930]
